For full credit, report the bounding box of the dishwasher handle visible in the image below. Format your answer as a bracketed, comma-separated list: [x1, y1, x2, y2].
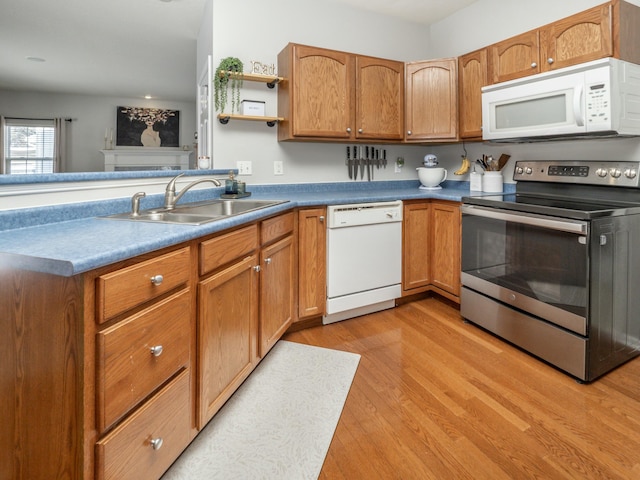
[462, 204, 588, 235]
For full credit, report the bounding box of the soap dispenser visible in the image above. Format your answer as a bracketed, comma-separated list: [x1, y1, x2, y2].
[225, 171, 237, 194]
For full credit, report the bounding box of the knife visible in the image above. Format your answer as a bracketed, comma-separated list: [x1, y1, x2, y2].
[346, 146, 351, 179]
[382, 149, 387, 168]
[360, 146, 365, 180]
[371, 148, 375, 180]
[366, 146, 370, 181]
[354, 145, 359, 180]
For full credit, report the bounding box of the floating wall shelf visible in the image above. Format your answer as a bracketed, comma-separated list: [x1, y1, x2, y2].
[218, 71, 285, 89]
[217, 114, 283, 127]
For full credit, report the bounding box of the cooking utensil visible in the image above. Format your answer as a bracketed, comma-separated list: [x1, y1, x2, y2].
[497, 154, 511, 170]
[346, 146, 352, 179]
[383, 149, 387, 168]
[360, 146, 365, 179]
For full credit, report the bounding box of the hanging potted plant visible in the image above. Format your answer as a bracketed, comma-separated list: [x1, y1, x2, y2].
[214, 57, 244, 114]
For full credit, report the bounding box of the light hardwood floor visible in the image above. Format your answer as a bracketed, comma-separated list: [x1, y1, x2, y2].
[284, 296, 640, 479]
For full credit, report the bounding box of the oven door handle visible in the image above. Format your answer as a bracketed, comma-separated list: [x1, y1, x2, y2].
[462, 205, 588, 234]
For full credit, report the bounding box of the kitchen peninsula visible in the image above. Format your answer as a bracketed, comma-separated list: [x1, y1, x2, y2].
[0, 179, 489, 479]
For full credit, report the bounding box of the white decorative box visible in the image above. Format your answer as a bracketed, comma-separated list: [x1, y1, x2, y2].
[241, 100, 265, 116]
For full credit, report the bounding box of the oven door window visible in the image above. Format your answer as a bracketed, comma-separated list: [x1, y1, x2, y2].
[462, 213, 588, 318]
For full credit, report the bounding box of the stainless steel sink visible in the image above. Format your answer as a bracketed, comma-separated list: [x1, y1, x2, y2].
[102, 199, 289, 225]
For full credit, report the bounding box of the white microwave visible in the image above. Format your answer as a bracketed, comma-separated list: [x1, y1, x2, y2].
[481, 58, 640, 142]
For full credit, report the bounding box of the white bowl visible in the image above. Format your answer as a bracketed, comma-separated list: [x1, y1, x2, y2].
[417, 167, 447, 189]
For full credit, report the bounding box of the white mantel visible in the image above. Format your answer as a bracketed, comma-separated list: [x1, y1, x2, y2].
[101, 148, 193, 171]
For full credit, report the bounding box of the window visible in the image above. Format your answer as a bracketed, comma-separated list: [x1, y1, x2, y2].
[4, 118, 55, 174]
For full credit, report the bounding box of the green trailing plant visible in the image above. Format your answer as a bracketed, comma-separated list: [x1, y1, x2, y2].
[214, 57, 244, 113]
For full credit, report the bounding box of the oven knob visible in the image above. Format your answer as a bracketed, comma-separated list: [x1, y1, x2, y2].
[515, 166, 524, 174]
[624, 168, 637, 179]
[596, 168, 608, 177]
[609, 168, 622, 178]
[525, 167, 533, 174]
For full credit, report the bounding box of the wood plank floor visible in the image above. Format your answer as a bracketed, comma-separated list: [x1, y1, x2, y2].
[283, 296, 640, 479]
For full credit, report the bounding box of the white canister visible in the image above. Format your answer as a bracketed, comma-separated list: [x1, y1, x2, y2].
[470, 171, 483, 191]
[482, 171, 503, 193]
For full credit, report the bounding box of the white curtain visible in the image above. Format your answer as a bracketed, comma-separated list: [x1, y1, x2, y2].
[0, 115, 5, 174]
[53, 117, 67, 173]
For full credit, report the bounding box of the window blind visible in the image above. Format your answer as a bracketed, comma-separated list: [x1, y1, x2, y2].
[4, 118, 55, 174]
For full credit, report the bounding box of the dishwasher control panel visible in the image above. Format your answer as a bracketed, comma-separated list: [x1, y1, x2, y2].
[327, 201, 403, 228]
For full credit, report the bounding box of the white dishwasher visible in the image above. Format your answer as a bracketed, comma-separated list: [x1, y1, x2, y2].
[323, 200, 403, 325]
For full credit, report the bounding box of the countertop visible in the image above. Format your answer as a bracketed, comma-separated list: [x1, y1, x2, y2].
[0, 180, 509, 276]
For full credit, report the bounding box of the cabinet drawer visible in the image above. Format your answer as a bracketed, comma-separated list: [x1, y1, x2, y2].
[199, 224, 259, 275]
[96, 289, 191, 432]
[96, 370, 191, 480]
[97, 247, 191, 323]
[261, 211, 294, 245]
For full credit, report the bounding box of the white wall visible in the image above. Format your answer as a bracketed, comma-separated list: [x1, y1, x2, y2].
[0, 91, 196, 172]
[210, 0, 434, 184]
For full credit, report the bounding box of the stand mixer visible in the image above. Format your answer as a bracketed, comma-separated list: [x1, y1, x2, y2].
[417, 154, 447, 190]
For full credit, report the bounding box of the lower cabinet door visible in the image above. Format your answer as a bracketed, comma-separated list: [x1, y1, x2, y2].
[197, 254, 259, 428]
[95, 370, 191, 480]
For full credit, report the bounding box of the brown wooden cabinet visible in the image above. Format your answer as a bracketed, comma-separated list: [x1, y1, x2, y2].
[278, 43, 404, 142]
[297, 207, 327, 320]
[430, 201, 461, 298]
[488, 1, 640, 84]
[405, 58, 458, 142]
[458, 48, 488, 140]
[259, 213, 295, 356]
[355, 55, 404, 140]
[402, 201, 431, 292]
[402, 200, 460, 302]
[197, 224, 260, 428]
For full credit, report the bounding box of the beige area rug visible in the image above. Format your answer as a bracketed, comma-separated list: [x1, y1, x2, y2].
[162, 340, 360, 480]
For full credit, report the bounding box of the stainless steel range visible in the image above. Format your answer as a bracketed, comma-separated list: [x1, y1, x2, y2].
[461, 160, 640, 382]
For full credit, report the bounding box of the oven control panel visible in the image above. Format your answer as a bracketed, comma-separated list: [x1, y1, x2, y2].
[513, 160, 640, 187]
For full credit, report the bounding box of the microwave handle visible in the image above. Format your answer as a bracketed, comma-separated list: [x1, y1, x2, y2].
[574, 84, 584, 127]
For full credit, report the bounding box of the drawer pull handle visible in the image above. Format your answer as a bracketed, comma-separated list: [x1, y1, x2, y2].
[264, 257, 272, 265]
[150, 345, 164, 357]
[150, 274, 164, 286]
[253, 265, 261, 273]
[150, 437, 163, 450]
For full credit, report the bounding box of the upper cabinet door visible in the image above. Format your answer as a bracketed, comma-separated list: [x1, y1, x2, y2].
[540, 3, 612, 72]
[488, 30, 540, 84]
[458, 49, 487, 140]
[405, 59, 458, 142]
[355, 56, 404, 140]
[289, 45, 354, 139]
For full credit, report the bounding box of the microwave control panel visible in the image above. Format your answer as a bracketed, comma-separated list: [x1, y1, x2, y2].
[585, 81, 611, 127]
[514, 161, 640, 187]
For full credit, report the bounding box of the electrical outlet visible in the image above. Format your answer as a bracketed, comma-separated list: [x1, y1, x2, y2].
[237, 161, 252, 175]
[274, 160, 284, 175]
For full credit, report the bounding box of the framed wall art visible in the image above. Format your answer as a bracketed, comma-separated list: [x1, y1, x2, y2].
[116, 106, 180, 147]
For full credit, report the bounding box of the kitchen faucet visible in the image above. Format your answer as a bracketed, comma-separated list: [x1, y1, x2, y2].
[164, 172, 222, 210]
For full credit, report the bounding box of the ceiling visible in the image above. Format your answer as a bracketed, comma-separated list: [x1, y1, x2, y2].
[0, 0, 476, 102]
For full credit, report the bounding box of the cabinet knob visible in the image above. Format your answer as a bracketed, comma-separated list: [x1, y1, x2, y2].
[150, 438, 163, 450]
[264, 257, 272, 265]
[150, 274, 164, 286]
[407, 130, 412, 136]
[253, 265, 261, 272]
[531, 62, 537, 68]
[319, 216, 325, 223]
[358, 128, 363, 133]
[547, 57, 554, 64]
[150, 345, 164, 357]
[346, 127, 351, 133]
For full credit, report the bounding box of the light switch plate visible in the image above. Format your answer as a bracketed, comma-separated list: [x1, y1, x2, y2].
[274, 160, 284, 175]
[237, 161, 252, 175]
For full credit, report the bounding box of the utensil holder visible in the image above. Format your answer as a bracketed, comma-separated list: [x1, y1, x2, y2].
[482, 172, 503, 193]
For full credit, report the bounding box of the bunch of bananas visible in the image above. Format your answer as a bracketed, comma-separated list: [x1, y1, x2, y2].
[454, 155, 471, 175]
